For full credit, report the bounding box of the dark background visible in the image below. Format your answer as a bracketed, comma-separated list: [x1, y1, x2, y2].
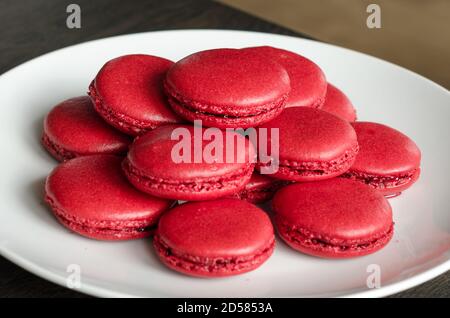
[0, 0, 448, 298]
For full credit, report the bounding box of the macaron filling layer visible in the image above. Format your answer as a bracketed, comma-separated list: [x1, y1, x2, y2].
[46, 195, 157, 237]
[259, 144, 359, 178]
[42, 132, 77, 161]
[89, 82, 157, 135]
[169, 98, 286, 128]
[123, 159, 254, 194]
[277, 220, 394, 254]
[168, 96, 287, 121]
[342, 169, 419, 189]
[154, 234, 275, 274]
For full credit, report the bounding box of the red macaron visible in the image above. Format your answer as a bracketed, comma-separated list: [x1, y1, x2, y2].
[320, 83, 357, 122]
[42, 96, 131, 161]
[154, 199, 275, 277]
[234, 173, 288, 204]
[45, 155, 173, 240]
[273, 178, 394, 258]
[342, 122, 421, 197]
[243, 46, 327, 108]
[89, 54, 183, 136]
[256, 107, 359, 181]
[122, 124, 256, 201]
[164, 48, 290, 128]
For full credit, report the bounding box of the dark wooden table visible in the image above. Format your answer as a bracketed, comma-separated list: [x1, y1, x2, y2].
[0, 0, 448, 298]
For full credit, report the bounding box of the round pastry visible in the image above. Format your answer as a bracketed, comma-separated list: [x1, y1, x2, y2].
[45, 155, 173, 240]
[243, 46, 326, 108]
[89, 54, 183, 135]
[122, 124, 256, 200]
[42, 96, 131, 161]
[154, 199, 275, 277]
[256, 107, 359, 181]
[164, 48, 290, 128]
[273, 178, 394, 258]
[342, 121, 421, 197]
[320, 83, 356, 122]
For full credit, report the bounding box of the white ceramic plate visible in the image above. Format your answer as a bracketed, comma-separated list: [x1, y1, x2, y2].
[0, 30, 449, 298]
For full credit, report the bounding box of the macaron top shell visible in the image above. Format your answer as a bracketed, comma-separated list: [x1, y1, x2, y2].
[351, 122, 421, 175]
[258, 107, 358, 162]
[244, 46, 327, 108]
[43, 96, 131, 155]
[157, 199, 274, 258]
[91, 54, 182, 130]
[126, 124, 256, 180]
[320, 83, 357, 122]
[164, 48, 290, 111]
[273, 178, 393, 242]
[45, 155, 172, 222]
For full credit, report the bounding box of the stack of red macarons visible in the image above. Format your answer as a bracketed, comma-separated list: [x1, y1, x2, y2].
[42, 47, 421, 277]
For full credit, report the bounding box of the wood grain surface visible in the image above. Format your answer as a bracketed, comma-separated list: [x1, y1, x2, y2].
[0, 0, 447, 298]
[220, 0, 450, 89]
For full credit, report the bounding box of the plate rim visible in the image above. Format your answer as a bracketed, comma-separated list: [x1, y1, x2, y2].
[0, 29, 449, 298]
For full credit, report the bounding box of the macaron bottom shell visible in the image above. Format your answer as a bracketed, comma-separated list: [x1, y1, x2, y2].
[122, 159, 255, 201]
[258, 144, 359, 182]
[41, 132, 78, 162]
[153, 234, 275, 277]
[342, 168, 421, 198]
[166, 94, 287, 129]
[276, 220, 394, 258]
[46, 194, 159, 241]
